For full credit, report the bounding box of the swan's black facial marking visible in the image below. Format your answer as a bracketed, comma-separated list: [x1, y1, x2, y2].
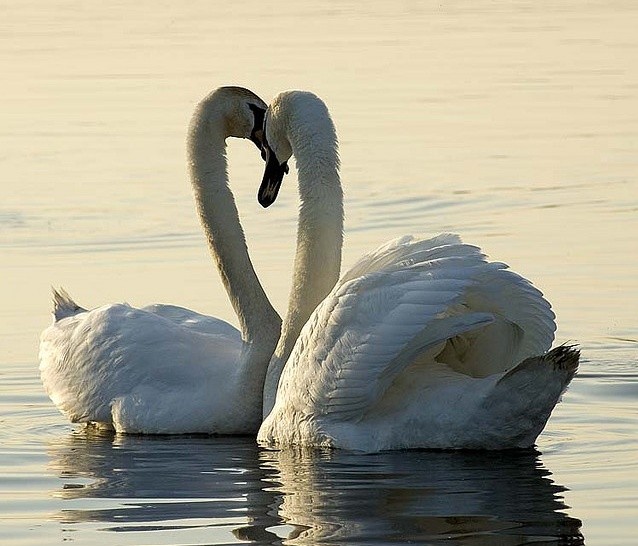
[248, 103, 266, 150]
[260, 114, 270, 160]
[258, 143, 289, 208]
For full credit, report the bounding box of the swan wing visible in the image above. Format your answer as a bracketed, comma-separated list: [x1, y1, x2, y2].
[463, 266, 556, 371]
[340, 233, 466, 282]
[276, 235, 556, 422]
[141, 303, 242, 338]
[39, 303, 242, 427]
[276, 237, 487, 419]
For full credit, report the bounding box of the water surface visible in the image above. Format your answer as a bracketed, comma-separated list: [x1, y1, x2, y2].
[2, 1, 637, 544]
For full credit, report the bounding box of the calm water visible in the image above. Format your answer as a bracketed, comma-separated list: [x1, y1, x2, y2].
[2, 1, 637, 544]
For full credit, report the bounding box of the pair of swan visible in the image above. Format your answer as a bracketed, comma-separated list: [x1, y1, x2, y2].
[39, 86, 578, 450]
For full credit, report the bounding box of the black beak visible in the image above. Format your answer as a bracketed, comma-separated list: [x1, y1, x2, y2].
[258, 145, 289, 208]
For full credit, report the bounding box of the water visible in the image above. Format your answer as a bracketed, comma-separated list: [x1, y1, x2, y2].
[2, 1, 637, 544]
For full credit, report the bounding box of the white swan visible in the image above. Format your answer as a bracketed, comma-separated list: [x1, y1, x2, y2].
[39, 86, 284, 434]
[256, 90, 579, 451]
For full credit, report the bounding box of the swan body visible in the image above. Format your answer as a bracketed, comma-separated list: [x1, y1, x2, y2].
[257, 91, 579, 451]
[39, 87, 282, 434]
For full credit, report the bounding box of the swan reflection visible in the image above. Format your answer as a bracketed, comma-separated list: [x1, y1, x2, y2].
[260, 447, 584, 545]
[47, 430, 583, 544]
[47, 430, 280, 541]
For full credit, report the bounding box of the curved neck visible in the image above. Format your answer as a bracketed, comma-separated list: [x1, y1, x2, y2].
[263, 109, 344, 416]
[188, 107, 281, 351]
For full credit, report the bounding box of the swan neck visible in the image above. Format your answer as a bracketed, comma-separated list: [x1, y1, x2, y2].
[188, 109, 281, 350]
[263, 116, 344, 416]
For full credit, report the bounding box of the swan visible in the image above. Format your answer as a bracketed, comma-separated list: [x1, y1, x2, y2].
[256, 90, 579, 451]
[39, 86, 284, 434]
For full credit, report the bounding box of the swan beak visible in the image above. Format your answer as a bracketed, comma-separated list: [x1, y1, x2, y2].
[258, 150, 289, 208]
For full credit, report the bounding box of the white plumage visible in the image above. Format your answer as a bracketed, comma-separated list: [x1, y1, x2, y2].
[40, 296, 247, 433]
[39, 87, 282, 434]
[257, 91, 579, 451]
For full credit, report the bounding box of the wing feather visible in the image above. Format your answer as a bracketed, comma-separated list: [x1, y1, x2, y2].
[274, 234, 557, 422]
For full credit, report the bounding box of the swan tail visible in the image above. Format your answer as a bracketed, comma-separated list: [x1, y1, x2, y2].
[52, 287, 86, 321]
[478, 344, 580, 448]
[499, 344, 580, 386]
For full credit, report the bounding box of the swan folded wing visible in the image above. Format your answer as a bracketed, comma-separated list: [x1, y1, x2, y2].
[279, 250, 495, 421]
[39, 304, 243, 426]
[141, 303, 242, 339]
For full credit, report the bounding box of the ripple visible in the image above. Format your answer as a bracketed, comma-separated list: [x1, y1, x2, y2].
[0, 211, 26, 229]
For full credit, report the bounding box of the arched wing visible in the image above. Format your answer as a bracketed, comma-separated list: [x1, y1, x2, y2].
[276, 236, 494, 420]
[275, 235, 556, 421]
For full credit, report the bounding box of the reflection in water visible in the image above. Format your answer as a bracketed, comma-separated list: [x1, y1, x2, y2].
[48, 430, 583, 544]
[261, 448, 584, 545]
[47, 430, 280, 541]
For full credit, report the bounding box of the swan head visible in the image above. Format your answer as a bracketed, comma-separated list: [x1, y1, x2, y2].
[259, 91, 315, 208]
[258, 90, 338, 208]
[194, 86, 267, 149]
